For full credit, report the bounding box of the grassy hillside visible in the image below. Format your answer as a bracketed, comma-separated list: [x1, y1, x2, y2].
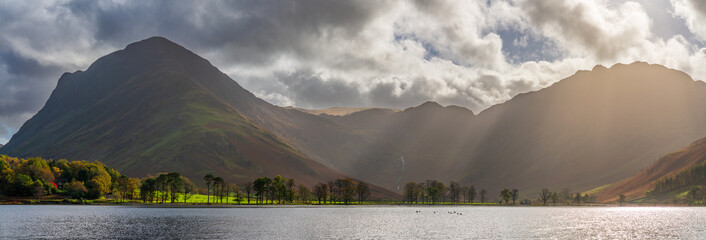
[592, 137, 706, 202]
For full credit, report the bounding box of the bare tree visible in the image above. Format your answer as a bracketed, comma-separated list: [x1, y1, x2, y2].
[468, 185, 476, 204]
[356, 181, 371, 203]
[448, 181, 460, 203]
[480, 189, 487, 204]
[539, 188, 550, 205]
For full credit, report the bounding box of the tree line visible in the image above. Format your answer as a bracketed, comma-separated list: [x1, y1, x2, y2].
[403, 180, 491, 204]
[2, 155, 605, 205]
[247, 176, 371, 205]
[537, 188, 595, 205]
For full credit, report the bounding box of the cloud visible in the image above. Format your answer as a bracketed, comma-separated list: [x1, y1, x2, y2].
[1, 0, 706, 143]
[671, 0, 706, 41]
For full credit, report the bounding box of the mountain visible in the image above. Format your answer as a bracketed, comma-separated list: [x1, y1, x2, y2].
[591, 136, 706, 202]
[3, 36, 706, 199]
[0, 37, 397, 198]
[307, 62, 706, 195]
[0, 144, 3, 149]
[286, 107, 398, 116]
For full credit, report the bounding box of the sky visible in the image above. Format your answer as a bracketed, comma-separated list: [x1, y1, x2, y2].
[1, 0, 706, 144]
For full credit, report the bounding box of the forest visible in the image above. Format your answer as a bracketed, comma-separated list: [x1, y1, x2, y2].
[647, 162, 706, 204]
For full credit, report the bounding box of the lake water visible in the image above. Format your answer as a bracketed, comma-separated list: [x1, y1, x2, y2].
[1, 205, 705, 239]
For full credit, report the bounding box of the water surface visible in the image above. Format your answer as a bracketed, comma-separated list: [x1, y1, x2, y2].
[1, 205, 704, 239]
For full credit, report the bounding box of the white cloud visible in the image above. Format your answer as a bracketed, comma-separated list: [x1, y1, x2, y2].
[671, 0, 706, 41]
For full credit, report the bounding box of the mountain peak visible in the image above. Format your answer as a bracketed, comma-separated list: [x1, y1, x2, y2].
[125, 36, 179, 49]
[592, 64, 607, 72]
[418, 101, 443, 108]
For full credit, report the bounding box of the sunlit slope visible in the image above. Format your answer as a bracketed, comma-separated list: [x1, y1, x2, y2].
[592, 137, 706, 202]
[0, 37, 381, 193]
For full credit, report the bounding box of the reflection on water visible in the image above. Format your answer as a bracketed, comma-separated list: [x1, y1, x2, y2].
[1, 205, 705, 239]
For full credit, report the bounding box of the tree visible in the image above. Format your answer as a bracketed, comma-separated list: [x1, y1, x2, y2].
[511, 189, 519, 205]
[539, 188, 550, 205]
[32, 180, 44, 201]
[117, 176, 130, 202]
[229, 183, 240, 203]
[480, 189, 487, 204]
[689, 186, 701, 204]
[618, 194, 626, 205]
[559, 188, 571, 205]
[244, 182, 253, 204]
[500, 189, 511, 205]
[404, 182, 417, 204]
[66, 180, 88, 199]
[468, 185, 476, 204]
[253, 177, 271, 204]
[335, 178, 356, 204]
[156, 174, 169, 203]
[140, 178, 156, 203]
[550, 192, 558, 205]
[165, 173, 182, 203]
[286, 178, 296, 203]
[272, 175, 286, 204]
[448, 181, 460, 203]
[574, 193, 582, 204]
[203, 174, 215, 204]
[356, 181, 371, 203]
[298, 185, 311, 203]
[181, 176, 196, 203]
[313, 183, 329, 204]
[213, 177, 224, 203]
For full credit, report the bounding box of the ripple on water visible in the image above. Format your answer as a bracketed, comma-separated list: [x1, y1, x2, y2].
[1, 205, 705, 239]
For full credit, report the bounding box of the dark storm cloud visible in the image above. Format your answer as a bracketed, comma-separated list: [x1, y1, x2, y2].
[59, 0, 391, 66]
[0, 49, 61, 115]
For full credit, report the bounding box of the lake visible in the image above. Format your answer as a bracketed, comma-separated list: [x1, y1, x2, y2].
[1, 205, 704, 239]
